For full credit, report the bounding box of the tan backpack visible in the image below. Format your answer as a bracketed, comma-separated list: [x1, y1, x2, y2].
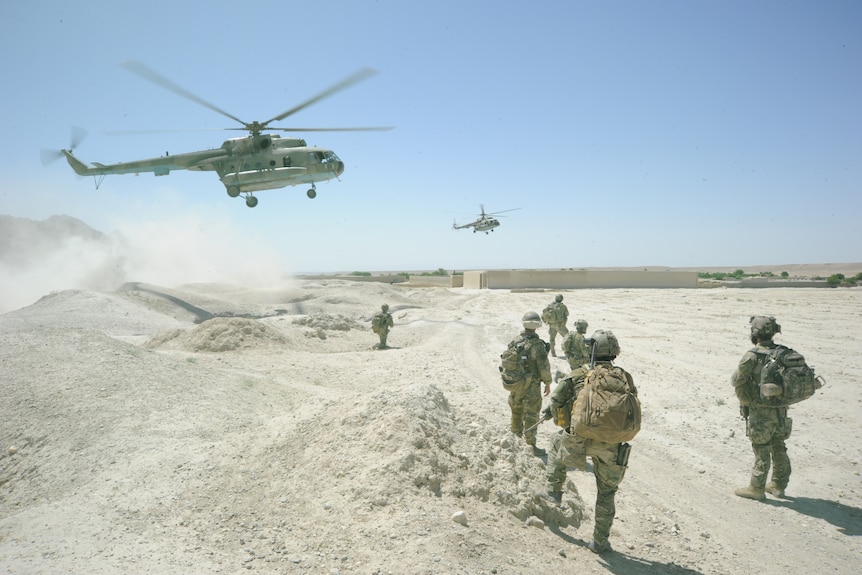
[572, 364, 641, 443]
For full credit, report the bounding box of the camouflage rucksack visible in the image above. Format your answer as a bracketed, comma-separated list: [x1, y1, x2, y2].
[499, 336, 534, 389]
[755, 345, 824, 407]
[542, 303, 563, 324]
[371, 313, 388, 334]
[572, 364, 641, 443]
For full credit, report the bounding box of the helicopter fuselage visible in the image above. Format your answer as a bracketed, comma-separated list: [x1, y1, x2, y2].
[62, 133, 345, 197]
[453, 216, 500, 233]
[214, 135, 344, 195]
[470, 217, 499, 232]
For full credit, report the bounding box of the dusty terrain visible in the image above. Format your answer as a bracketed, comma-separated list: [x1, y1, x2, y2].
[1, 278, 860, 575]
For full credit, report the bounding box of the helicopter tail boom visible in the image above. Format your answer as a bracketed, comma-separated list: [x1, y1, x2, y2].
[62, 150, 93, 176]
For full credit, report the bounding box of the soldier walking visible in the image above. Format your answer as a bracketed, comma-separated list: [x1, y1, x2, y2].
[543, 330, 636, 554]
[542, 294, 569, 357]
[500, 312, 552, 453]
[371, 303, 394, 349]
[562, 319, 590, 370]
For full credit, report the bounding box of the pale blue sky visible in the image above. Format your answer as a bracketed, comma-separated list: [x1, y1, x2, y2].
[1, 0, 860, 274]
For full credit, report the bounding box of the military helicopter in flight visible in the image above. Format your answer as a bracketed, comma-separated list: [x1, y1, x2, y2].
[453, 205, 521, 234]
[43, 61, 392, 208]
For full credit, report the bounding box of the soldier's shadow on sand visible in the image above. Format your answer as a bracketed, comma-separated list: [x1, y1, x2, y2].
[770, 496, 862, 536]
[547, 528, 704, 575]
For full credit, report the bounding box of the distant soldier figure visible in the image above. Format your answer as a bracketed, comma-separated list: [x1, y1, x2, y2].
[562, 319, 590, 370]
[542, 294, 569, 357]
[371, 304, 394, 349]
[499, 311, 552, 453]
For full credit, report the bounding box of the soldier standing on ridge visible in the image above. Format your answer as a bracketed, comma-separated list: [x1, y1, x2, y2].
[543, 294, 569, 357]
[371, 303, 394, 350]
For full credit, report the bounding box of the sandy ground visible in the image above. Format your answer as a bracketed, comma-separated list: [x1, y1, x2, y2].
[1, 278, 861, 575]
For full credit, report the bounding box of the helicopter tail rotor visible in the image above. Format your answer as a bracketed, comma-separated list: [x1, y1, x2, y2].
[41, 126, 88, 166]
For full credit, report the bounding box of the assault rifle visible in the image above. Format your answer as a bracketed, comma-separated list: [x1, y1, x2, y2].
[523, 405, 554, 435]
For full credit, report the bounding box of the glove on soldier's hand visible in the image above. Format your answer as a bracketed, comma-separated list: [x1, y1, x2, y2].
[542, 406, 553, 421]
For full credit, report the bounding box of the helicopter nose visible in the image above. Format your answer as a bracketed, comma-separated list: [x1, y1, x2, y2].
[335, 161, 344, 176]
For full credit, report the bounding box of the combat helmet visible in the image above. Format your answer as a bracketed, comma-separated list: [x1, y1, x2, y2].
[381, 303, 389, 312]
[522, 311, 542, 330]
[555, 294, 564, 303]
[575, 319, 588, 333]
[749, 316, 780, 342]
[588, 329, 620, 360]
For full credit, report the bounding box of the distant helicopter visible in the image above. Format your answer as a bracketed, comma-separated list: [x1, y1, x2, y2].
[42, 61, 392, 208]
[453, 205, 521, 234]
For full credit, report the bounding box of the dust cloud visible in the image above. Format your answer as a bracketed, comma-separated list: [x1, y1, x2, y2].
[0, 214, 285, 314]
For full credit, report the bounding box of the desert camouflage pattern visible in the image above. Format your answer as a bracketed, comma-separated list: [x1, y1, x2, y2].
[505, 331, 551, 445]
[546, 429, 627, 547]
[545, 301, 570, 354]
[562, 330, 590, 370]
[372, 310, 394, 349]
[732, 338, 792, 491]
[545, 364, 629, 548]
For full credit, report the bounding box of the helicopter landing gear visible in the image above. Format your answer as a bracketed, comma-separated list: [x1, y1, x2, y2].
[227, 184, 240, 198]
[307, 185, 317, 199]
[245, 195, 259, 208]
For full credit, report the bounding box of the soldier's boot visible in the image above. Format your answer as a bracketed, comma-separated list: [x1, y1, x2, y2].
[541, 490, 562, 504]
[589, 539, 612, 554]
[765, 482, 786, 498]
[734, 484, 766, 501]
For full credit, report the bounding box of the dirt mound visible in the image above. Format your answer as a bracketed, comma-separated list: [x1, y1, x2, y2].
[0, 289, 186, 336]
[281, 382, 585, 527]
[145, 317, 286, 352]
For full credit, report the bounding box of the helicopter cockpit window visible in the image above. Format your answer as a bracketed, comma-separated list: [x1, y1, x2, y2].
[317, 151, 340, 164]
[283, 155, 292, 167]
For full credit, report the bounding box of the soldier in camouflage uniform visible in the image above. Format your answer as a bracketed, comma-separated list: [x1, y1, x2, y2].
[371, 304, 394, 350]
[561, 319, 590, 370]
[544, 294, 570, 357]
[505, 311, 552, 452]
[731, 316, 792, 500]
[543, 330, 631, 554]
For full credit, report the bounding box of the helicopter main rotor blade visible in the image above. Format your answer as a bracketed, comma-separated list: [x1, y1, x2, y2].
[487, 208, 522, 215]
[262, 126, 395, 132]
[103, 128, 229, 136]
[120, 60, 246, 127]
[263, 67, 379, 125]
